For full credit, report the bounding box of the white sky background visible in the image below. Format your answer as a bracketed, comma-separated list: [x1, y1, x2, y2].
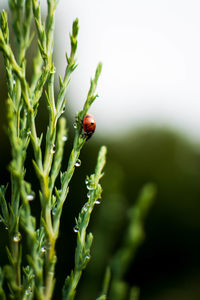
[1, 0, 200, 140]
[54, 0, 200, 140]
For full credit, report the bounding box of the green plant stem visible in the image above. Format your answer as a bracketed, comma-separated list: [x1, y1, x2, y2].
[44, 61, 102, 299]
[11, 241, 20, 282]
[0, 2, 103, 299]
[5, 0, 33, 289]
[62, 146, 107, 300]
[109, 184, 156, 300]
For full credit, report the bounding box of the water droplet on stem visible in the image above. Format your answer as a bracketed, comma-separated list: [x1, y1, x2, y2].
[62, 136, 67, 141]
[13, 232, 22, 242]
[87, 183, 95, 190]
[25, 286, 32, 295]
[41, 246, 46, 253]
[52, 207, 57, 215]
[51, 144, 56, 154]
[74, 159, 81, 167]
[82, 204, 88, 212]
[73, 226, 79, 233]
[27, 194, 34, 201]
[94, 200, 101, 205]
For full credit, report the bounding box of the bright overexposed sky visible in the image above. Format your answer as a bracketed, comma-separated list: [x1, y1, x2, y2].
[2, 0, 200, 140]
[54, 0, 200, 140]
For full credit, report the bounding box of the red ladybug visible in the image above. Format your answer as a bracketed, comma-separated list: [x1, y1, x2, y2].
[83, 114, 96, 140]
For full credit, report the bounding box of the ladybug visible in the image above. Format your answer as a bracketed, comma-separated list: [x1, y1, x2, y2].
[82, 114, 96, 140]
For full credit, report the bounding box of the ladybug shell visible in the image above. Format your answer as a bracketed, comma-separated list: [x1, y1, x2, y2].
[83, 114, 96, 134]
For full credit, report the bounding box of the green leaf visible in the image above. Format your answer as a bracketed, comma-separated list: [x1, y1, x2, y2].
[62, 146, 107, 300]
[0, 185, 9, 225]
[129, 287, 140, 300]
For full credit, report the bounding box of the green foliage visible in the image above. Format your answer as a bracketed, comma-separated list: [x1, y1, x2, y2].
[0, 1, 105, 299]
[108, 184, 156, 300]
[0, 1, 155, 299]
[93, 184, 156, 300]
[62, 146, 107, 300]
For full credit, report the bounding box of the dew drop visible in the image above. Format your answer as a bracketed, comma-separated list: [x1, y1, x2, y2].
[87, 192, 90, 198]
[62, 136, 67, 141]
[85, 254, 90, 260]
[13, 232, 22, 243]
[41, 246, 46, 253]
[73, 226, 79, 233]
[27, 194, 34, 201]
[13, 80, 16, 85]
[85, 179, 89, 185]
[73, 122, 77, 129]
[62, 106, 66, 113]
[25, 286, 32, 295]
[27, 130, 31, 136]
[82, 204, 87, 213]
[52, 207, 57, 215]
[74, 159, 81, 167]
[5, 226, 8, 230]
[51, 144, 56, 154]
[94, 200, 101, 205]
[87, 183, 95, 190]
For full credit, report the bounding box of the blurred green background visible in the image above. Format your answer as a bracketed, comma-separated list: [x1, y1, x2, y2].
[1, 69, 200, 299]
[1, 4, 200, 300]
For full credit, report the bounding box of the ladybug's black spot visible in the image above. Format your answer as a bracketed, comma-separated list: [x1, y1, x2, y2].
[86, 115, 90, 118]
